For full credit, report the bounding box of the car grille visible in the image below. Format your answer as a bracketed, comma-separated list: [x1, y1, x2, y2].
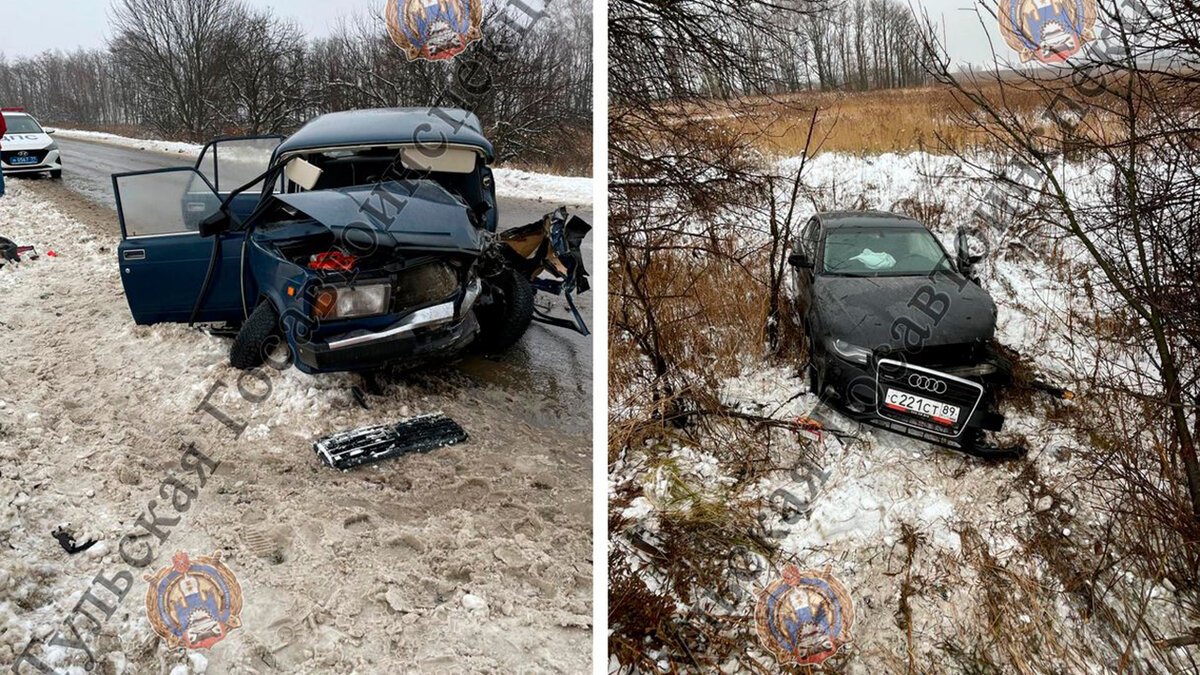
[874, 358, 984, 437]
[390, 262, 460, 316]
[2, 149, 49, 165]
[881, 342, 985, 369]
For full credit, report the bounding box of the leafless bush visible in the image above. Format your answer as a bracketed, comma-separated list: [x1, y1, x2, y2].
[915, 0, 1200, 664]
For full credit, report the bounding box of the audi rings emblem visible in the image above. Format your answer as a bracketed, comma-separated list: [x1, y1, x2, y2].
[907, 373, 948, 394]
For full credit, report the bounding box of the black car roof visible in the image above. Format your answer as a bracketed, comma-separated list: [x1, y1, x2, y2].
[817, 211, 925, 228]
[275, 107, 493, 160]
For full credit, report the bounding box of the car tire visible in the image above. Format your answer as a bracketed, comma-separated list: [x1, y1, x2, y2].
[804, 325, 823, 396]
[475, 269, 534, 353]
[230, 300, 283, 370]
[49, 170, 62, 179]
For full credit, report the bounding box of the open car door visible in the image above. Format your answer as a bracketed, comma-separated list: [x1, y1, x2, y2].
[113, 167, 246, 325]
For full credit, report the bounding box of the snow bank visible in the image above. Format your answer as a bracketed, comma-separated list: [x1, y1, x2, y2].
[53, 128, 593, 206]
[491, 166, 592, 206]
[54, 128, 202, 156]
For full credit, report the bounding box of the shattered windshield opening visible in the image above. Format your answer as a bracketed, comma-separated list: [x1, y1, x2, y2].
[297, 146, 477, 202]
[822, 226, 955, 277]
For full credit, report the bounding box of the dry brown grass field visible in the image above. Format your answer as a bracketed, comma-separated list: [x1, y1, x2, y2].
[683, 77, 1156, 156]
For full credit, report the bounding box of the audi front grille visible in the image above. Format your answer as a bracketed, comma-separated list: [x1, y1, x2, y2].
[874, 358, 985, 438]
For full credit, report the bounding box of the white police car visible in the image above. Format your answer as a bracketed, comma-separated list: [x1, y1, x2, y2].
[1, 109, 62, 179]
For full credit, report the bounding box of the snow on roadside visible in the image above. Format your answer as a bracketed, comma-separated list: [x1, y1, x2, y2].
[54, 128, 202, 156]
[490, 167, 592, 207]
[53, 128, 593, 206]
[0, 178, 592, 672]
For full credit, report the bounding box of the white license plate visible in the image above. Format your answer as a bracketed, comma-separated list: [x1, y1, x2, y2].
[884, 388, 960, 425]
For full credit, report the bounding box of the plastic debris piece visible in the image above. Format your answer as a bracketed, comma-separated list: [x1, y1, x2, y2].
[313, 413, 468, 471]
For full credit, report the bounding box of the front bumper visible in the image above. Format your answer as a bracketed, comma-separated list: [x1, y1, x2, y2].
[294, 304, 480, 373]
[817, 353, 1005, 445]
[1, 149, 62, 174]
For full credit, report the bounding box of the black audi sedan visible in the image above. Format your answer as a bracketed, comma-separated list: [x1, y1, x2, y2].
[788, 211, 1015, 456]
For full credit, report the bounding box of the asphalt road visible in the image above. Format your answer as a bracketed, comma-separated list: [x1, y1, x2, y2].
[51, 136, 594, 432]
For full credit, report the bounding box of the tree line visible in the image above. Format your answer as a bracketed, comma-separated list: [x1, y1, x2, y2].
[0, 0, 592, 170]
[612, 0, 933, 102]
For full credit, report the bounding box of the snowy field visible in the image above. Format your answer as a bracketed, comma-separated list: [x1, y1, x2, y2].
[0, 179, 591, 672]
[610, 151, 1190, 671]
[53, 129, 594, 207]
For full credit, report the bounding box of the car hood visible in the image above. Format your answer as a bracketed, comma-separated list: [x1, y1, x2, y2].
[813, 272, 996, 349]
[1, 132, 54, 152]
[272, 180, 482, 254]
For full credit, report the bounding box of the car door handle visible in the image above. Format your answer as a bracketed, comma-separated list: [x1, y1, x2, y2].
[123, 249, 146, 260]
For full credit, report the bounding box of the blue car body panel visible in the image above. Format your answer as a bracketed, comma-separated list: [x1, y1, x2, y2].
[274, 180, 483, 253]
[117, 231, 247, 325]
[273, 108, 493, 160]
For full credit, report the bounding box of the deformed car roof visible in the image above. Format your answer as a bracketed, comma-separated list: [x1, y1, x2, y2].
[275, 107, 494, 161]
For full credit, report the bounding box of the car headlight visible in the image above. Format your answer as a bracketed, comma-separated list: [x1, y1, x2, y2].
[312, 283, 391, 319]
[827, 338, 871, 365]
[47, 141, 58, 151]
[946, 362, 998, 377]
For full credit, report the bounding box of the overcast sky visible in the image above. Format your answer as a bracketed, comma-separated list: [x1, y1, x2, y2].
[2, 0, 1015, 67]
[0, 0, 379, 57]
[913, 0, 1039, 70]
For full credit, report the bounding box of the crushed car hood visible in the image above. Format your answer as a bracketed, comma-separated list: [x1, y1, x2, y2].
[273, 180, 482, 253]
[813, 273, 995, 349]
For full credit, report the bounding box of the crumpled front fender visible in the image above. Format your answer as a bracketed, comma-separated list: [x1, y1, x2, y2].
[495, 206, 591, 334]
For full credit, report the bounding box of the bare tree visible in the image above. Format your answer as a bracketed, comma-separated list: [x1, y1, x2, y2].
[109, 0, 242, 140]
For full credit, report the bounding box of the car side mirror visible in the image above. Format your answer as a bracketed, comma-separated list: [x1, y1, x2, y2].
[788, 252, 813, 269]
[45, 128, 57, 135]
[198, 211, 231, 238]
[955, 228, 984, 277]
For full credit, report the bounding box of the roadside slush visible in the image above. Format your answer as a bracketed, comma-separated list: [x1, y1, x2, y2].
[0, 177, 592, 672]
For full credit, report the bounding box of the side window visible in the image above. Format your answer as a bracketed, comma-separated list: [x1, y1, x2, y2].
[801, 218, 820, 258]
[114, 168, 220, 238]
[195, 137, 283, 194]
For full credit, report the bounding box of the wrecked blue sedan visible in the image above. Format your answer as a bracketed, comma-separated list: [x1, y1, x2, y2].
[112, 108, 589, 374]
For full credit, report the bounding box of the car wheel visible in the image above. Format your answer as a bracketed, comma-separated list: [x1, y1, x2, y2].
[230, 300, 284, 370]
[49, 170, 62, 179]
[475, 269, 534, 353]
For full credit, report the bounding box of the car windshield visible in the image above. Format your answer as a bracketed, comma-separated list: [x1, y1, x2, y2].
[822, 226, 954, 276]
[3, 115, 44, 134]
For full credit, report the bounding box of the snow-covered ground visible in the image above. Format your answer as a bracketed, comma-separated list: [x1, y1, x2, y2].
[53, 129, 593, 206]
[0, 179, 591, 672]
[610, 151, 1190, 671]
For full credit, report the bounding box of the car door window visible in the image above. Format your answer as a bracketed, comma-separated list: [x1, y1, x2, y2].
[114, 168, 220, 238]
[801, 219, 820, 259]
[196, 136, 283, 194]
